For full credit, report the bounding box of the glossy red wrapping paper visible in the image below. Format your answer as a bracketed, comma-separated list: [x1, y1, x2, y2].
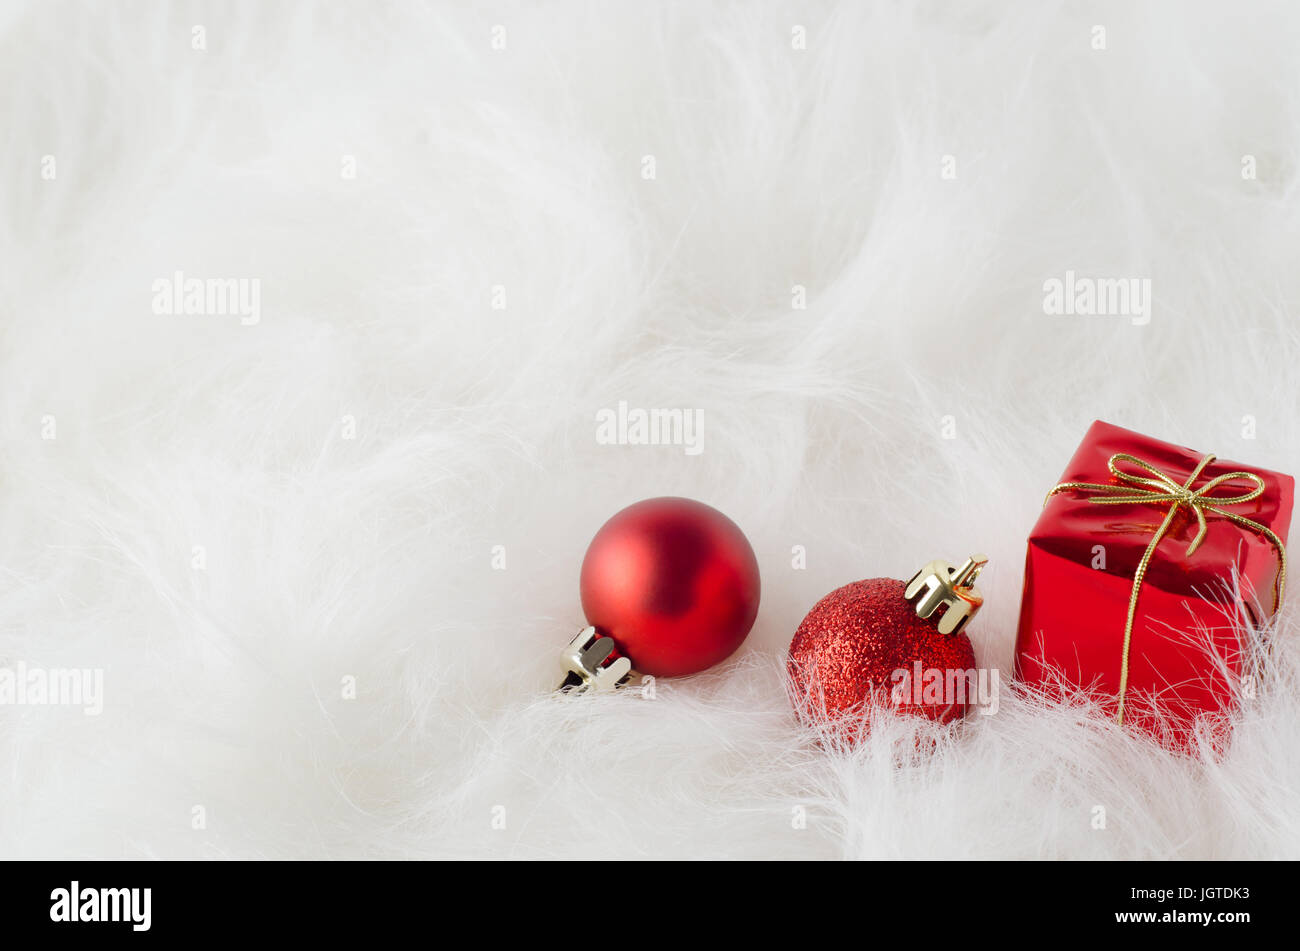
[1014, 420, 1293, 747]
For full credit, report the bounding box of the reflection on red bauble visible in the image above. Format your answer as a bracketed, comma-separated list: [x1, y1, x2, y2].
[580, 497, 761, 678]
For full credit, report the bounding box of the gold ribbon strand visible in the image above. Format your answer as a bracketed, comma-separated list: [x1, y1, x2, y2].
[1045, 452, 1287, 725]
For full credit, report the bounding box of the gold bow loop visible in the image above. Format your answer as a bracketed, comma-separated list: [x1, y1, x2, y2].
[1046, 451, 1287, 725]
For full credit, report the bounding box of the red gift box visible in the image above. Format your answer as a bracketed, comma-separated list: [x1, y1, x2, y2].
[1014, 420, 1292, 748]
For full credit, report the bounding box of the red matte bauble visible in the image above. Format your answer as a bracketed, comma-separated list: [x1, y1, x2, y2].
[580, 497, 761, 678]
[788, 578, 976, 731]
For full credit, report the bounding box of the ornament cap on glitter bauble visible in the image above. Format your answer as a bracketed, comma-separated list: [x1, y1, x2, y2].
[787, 554, 987, 738]
[556, 497, 761, 692]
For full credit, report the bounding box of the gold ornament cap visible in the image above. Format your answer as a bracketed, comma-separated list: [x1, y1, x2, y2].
[903, 554, 987, 636]
[558, 626, 633, 693]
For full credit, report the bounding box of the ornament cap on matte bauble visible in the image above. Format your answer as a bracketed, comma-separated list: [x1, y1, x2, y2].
[558, 626, 634, 693]
[902, 553, 987, 635]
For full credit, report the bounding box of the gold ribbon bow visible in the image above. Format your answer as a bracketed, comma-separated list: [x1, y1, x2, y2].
[1046, 452, 1288, 725]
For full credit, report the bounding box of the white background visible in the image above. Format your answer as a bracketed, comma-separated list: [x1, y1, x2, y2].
[4, 1, 1299, 858]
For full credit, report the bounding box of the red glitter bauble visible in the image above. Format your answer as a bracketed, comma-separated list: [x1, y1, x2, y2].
[580, 497, 761, 678]
[788, 577, 977, 732]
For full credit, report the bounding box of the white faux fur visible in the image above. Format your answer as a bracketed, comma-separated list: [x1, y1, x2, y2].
[3, 0, 1299, 859]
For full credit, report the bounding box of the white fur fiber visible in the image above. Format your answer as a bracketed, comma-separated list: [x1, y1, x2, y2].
[3, 1, 1300, 859]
